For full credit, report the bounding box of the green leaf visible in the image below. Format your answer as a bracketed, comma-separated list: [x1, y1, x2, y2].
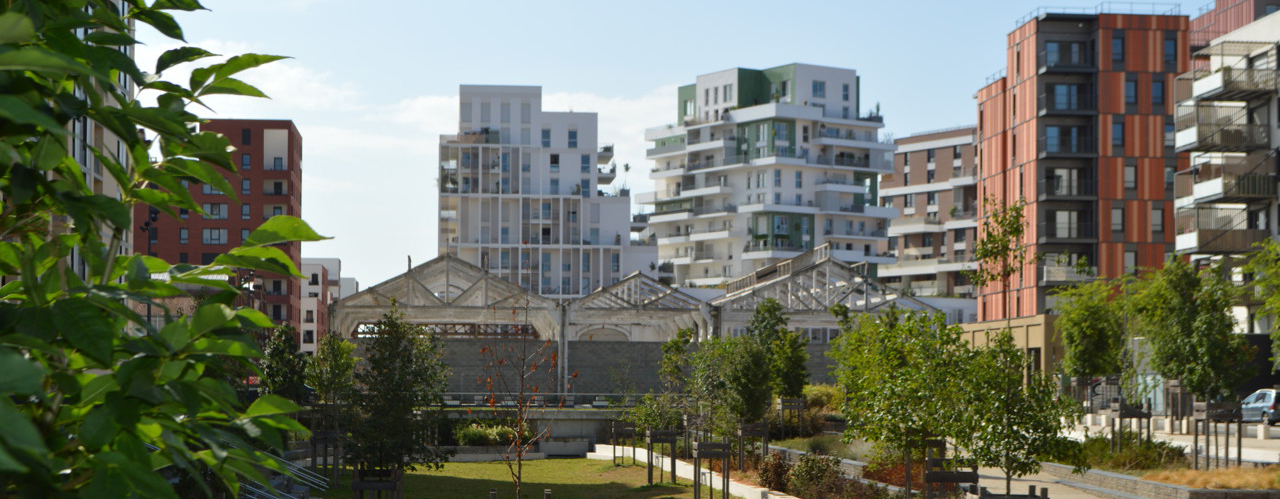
[0, 46, 95, 75]
[244, 394, 300, 418]
[0, 398, 47, 454]
[0, 445, 27, 473]
[235, 308, 274, 328]
[155, 46, 215, 74]
[189, 303, 234, 337]
[131, 9, 184, 41]
[0, 12, 35, 44]
[0, 348, 44, 395]
[84, 30, 136, 46]
[199, 77, 268, 98]
[190, 337, 261, 357]
[52, 298, 115, 367]
[0, 95, 69, 134]
[213, 246, 301, 277]
[80, 406, 119, 452]
[152, 0, 207, 12]
[245, 216, 328, 247]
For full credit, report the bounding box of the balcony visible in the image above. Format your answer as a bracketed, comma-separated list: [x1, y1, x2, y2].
[649, 162, 686, 179]
[646, 141, 685, 157]
[888, 215, 944, 236]
[1038, 49, 1095, 73]
[1175, 103, 1270, 153]
[598, 144, 614, 163]
[815, 178, 868, 194]
[1038, 92, 1096, 116]
[692, 204, 738, 216]
[1190, 67, 1279, 102]
[742, 240, 807, 260]
[1176, 156, 1276, 205]
[1038, 132, 1095, 158]
[1039, 264, 1097, 285]
[1176, 206, 1269, 254]
[1037, 221, 1097, 243]
[1037, 177, 1097, 200]
[823, 228, 888, 239]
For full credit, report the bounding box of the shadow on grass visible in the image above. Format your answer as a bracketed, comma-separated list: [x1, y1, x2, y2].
[413, 473, 691, 499]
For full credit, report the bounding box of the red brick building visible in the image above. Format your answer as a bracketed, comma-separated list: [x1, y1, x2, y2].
[974, 11, 1189, 323]
[136, 119, 304, 332]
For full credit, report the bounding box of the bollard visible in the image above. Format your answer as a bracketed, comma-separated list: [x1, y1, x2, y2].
[489, 489, 497, 499]
[544, 488, 551, 499]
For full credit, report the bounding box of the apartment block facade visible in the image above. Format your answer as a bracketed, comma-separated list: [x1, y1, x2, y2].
[300, 258, 359, 354]
[136, 119, 304, 331]
[438, 85, 637, 298]
[1190, 0, 1280, 50]
[879, 126, 979, 297]
[641, 63, 897, 287]
[1174, 13, 1280, 334]
[975, 11, 1188, 322]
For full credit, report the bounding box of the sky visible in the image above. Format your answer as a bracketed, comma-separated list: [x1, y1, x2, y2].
[135, 0, 1209, 287]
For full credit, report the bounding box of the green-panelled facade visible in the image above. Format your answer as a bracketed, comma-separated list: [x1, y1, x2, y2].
[750, 212, 814, 250]
[736, 68, 772, 107]
[735, 118, 796, 160]
[656, 199, 693, 214]
[676, 84, 696, 124]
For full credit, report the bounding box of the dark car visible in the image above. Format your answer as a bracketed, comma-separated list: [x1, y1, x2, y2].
[1241, 389, 1279, 425]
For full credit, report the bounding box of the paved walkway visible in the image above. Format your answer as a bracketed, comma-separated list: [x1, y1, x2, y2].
[975, 467, 1108, 499]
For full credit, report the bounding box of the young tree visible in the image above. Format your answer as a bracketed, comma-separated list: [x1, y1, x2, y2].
[964, 329, 1076, 495]
[261, 324, 311, 404]
[746, 299, 810, 399]
[1129, 260, 1254, 400]
[688, 336, 772, 436]
[306, 332, 358, 429]
[0, 2, 327, 496]
[969, 197, 1037, 319]
[828, 307, 971, 494]
[348, 308, 450, 474]
[1055, 278, 1125, 379]
[1242, 239, 1280, 360]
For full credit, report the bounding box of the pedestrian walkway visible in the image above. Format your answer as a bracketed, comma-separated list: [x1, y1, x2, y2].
[975, 467, 1108, 499]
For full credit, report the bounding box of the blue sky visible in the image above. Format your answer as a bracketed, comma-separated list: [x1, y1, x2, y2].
[138, 0, 1207, 286]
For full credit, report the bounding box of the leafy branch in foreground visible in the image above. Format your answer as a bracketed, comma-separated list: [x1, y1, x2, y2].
[0, 1, 327, 497]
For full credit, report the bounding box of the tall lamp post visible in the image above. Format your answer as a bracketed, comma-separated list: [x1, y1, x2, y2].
[137, 207, 159, 326]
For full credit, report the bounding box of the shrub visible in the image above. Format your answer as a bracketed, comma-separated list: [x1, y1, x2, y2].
[788, 453, 843, 498]
[758, 453, 793, 492]
[803, 384, 845, 413]
[454, 424, 489, 446]
[1076, 431, 1186, 472]
[452, 421, 535, 446]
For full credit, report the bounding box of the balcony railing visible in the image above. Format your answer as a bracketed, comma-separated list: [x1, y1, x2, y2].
[823, 228, 888, 238]
[1039, 133, 1096, 157]
[1189, 67, 1279, 101]
[1176, 156, 1277, 203]
[1037, 221, 1097, 241]
[1176, 206, 1268, 254]
[1037, 177, 1097, 198]
[692, 204, 738, 216]
[1038, 92, 1096, 115]
[1040, 264, 1097, 283]
[744, 240, 808, 253]
[1038, 49, 1094, 72]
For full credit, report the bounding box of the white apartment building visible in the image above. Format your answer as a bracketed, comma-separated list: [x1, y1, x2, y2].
[640, 64, 898, 287]
[1174, 12, 1280, 334]
[439, 85, 641, 298]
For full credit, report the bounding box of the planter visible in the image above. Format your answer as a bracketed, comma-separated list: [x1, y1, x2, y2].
[445, 445, 547, 463]
[1041, 462, 1280, 499]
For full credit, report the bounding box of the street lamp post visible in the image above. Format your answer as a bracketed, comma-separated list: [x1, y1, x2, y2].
[137, 207, 158, 326]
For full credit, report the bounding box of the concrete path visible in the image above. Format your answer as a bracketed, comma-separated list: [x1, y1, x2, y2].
[975, 467, 1109, 499]
[590, 443, 800, 499]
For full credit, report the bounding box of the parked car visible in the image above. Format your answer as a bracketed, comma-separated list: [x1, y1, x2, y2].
[1241, 389, 1279, 425]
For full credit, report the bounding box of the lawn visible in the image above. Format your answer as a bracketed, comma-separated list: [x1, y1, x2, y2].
[311, 459, 742, 499]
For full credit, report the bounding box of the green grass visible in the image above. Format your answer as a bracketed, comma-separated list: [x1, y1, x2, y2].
[312, 459, 744, 499]
[771, 434, 872, 462]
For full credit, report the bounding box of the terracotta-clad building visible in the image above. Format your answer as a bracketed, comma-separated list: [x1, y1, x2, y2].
[971, 10, 1189, 339]
[1190, 0, 1280, 51]
[136, 119, 304, 332]
[880, 126, 979, 299]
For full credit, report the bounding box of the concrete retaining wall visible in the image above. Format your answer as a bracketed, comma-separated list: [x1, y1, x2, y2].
[1042, 462, 1280, 499]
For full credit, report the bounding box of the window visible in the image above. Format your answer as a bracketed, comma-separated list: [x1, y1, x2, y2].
[704, 88, 710, 106]
[927, 149, 936, 162]
[794, 194, 802, 205]
[241, 228, 249, 242]
[541, 128, 550, 147]
[774, 169, 781, 187]
[955, 229, 966, 242]
[903, 194, 915, 207]
[724, 84, 733, 102]
[1163, 36, 1176, 68]
[812, 80, 826, 98]
[580, 179, 589, 197]
[202, 228, 227, 245]
[179, 208, 188, 219]
[903, 171, 910, 184]
[1152, 80, 1165, 105]
[179, 227, 188, 244]
[241, 179, 250, 195]
[1124, 163, 1136, 189]
[241, 204, 250, 220]
[568, 130, 578, 148]
[305, 310, 314, 323]
[1124, 251, 1137, 274]
[611, 253, 620, 272]
[1152, 206, 1164, 232]
[303, 330, 314, 344]
[179, 252, 188, 263]
[773, 193, 781, 204]
[1112, 31, 1125, 62]
[550, 179, 559, 194]
[549, 153, 559, 172]
[500, 102, 510, 123]
[202, 203, 227, 220]
[795, 171, 802, 188]
[201, 183, 222, 195]
[240, 153, 251, 170]
[241, 128, 251, 145]
[1112, 119, 1125, 149]
[271, 157, 283, 170]
[842, 83, 850, 101]
[1125, 79, 1137, 104]
[927, 192, 937, 206]
[927, 170, 935, 183]
[1112, 207, 1124, 232]
[923, 234, 934, 247]
[480, 102, 490, 121]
